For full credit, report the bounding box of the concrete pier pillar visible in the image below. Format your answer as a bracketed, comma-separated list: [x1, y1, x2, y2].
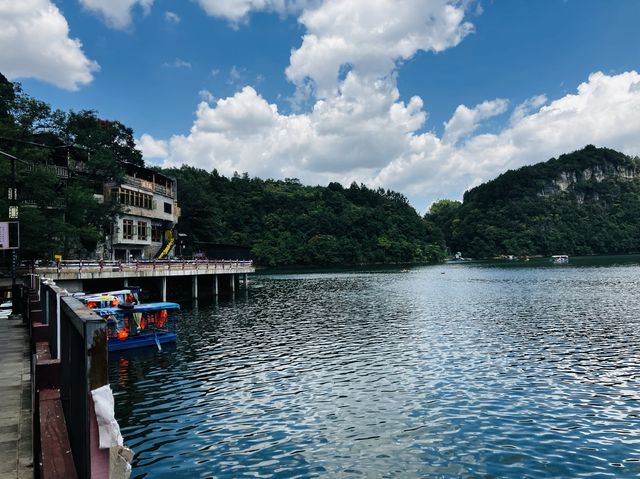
[213, 275, 218, 296]
[161, 277, 167, 302]
[244, 273, 248, 288]
[123, 278, 129, 287]
[192, 276, 198, 299]
[230, 274, 235, 296]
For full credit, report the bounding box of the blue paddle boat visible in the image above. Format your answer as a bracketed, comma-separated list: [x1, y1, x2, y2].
[93, 302, 180, 351]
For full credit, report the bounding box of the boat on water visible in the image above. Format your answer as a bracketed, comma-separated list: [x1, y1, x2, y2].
[75, 287, 141, 309]
[551, 255, 569, 264]
[93, 302, 180, 351]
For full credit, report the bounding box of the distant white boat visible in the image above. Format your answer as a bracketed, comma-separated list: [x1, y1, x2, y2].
[551, 255, 569, 264]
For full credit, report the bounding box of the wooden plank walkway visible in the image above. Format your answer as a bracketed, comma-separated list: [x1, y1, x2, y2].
[0, 311, 33, 479]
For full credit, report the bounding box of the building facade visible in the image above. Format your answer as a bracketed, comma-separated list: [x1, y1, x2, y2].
[104, 164, 180, 261]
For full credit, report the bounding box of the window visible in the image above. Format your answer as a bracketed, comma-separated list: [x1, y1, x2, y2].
[122, 220, 133, 240]
[151, 225, 163, 242]
[116, 188, 153, 210]
[138, 221, 148, 241]
[164, 202, 172, 214]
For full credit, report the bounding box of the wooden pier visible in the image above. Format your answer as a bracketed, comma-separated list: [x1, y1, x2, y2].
[0, 312, 32, 479]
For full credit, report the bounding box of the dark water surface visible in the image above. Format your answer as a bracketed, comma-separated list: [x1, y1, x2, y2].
[110, 257, 640, 478]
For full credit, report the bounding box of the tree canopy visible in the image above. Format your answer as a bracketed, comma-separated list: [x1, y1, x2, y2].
[163, 166, 447, 266]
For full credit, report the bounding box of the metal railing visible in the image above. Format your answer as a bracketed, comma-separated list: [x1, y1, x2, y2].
[122, 176, 175, 198]
[27, 278, 109, 478]
[36, 278, 109, 478]
[33, 258, 254, 274]
[25, 163, 70, 179]
[41, 280, 68, 359]
[59, 294, 109, 478]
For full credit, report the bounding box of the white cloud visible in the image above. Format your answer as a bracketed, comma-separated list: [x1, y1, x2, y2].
[0, 0, 99, 90]
[510, 94, 547, 125]
[164, 11, 180, 23]
[195, 0, 313, 23]
[442, 99, 509, 145]
[227, 65, 245, 85]
[153, 73, 425, 180]
[195, 0, 472, 96]
[163, 58, 192, 69]
[137, 133, 168, 159]
[199, 89, 215, 103]
[195, 86, 278, 134]
[149, 71, 640, 212]
[286, 0, 474, 97]
[375, 71, 640, 209]
[79, 0, 154, 29]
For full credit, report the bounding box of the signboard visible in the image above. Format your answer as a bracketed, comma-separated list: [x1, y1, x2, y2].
[0, 221, 19, 250]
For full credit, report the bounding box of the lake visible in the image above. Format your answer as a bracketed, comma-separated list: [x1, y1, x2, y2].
[110, 256, 640, 478]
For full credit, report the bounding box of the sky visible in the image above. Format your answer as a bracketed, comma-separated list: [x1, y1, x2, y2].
[1, 0, 640, 212]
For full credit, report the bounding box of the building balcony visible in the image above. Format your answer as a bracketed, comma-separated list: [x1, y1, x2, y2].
[122, 176, 175, 198]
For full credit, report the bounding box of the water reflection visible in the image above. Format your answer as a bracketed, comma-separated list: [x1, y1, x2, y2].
[110, 261, 640, 478]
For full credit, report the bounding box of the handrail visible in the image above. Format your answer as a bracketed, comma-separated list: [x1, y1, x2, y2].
[31, 259, 254, 274]
[25, 163, 70, 179]
[59, 296, 108, 478]
[28, 281, 110, 478]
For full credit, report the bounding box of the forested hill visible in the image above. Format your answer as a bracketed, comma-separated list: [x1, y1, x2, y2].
[162, 166, 446, 266]
[426, 146, 640, 258]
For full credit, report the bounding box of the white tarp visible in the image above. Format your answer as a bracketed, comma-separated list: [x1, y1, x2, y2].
[91, 384, 133, 479]
[91, 385, 123, 448]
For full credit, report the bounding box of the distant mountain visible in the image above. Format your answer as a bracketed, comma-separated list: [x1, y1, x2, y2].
[427, 145, 640, 258]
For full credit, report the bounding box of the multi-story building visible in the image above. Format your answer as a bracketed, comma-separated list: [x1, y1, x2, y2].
[104, 163, 180, 261]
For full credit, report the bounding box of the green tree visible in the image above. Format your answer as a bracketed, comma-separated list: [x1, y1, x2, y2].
[165, 166, 446, 267]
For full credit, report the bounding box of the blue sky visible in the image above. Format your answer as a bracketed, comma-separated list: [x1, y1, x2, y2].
[2, 0, 640, 211]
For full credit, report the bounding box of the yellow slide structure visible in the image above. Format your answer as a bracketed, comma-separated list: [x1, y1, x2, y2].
[155, 227, 175, 259]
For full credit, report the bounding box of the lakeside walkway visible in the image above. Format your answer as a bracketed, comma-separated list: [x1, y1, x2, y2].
[0, 311, 32, 479]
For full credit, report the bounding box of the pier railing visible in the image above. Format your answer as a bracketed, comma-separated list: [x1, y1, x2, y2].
[59, 294, 109, 478]
[31, 258, 254, 274]
[28, 278, 111, 478]
[41, 280, 67, 359]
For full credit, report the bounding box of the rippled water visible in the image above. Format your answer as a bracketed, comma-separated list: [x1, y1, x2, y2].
[110, 257, 640, 478]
